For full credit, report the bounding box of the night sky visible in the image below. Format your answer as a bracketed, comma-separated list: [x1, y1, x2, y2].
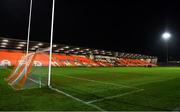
[0, 0, 180, 61]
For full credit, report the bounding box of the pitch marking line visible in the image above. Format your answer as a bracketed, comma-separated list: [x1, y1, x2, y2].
[60, 75, 140, 89]
[50, 87, 105, 111]
[86, 89, 144, 104]
[27, 78, 105, 111]
[27, 77, 45, 86]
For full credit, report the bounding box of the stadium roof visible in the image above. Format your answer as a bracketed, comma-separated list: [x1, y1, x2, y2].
[0, 37, 157, 59]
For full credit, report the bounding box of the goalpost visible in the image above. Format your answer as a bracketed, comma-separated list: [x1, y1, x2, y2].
[7, 0, 56, 90]
[27, 0, 56, 88]
[48, 0, 55, 87]
[6, 48, 52, 90]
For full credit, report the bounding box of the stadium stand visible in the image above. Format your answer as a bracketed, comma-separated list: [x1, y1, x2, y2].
[0, 50, 156, 67]
[0, 38, 157, 67]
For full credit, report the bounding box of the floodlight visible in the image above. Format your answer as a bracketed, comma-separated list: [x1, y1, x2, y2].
[64, 46, 69, 49]
[18, 44, 24, 47]
[1, 45, 6, 48]
[161, 31, 172, 64]
[34, 46, 39, 48]
[19, 42, 26, 44]
[59, 48, 64, 50]
[1, 43, 7, 45]
[2, 39, 9, 42]
[85, 49, 89, 51]
[162, 32, 171, 41]
[75, 48, 80, 50]
[16, 47, 22, 49]
[53, 44, 57, 47]
[38, 43, 43, 46]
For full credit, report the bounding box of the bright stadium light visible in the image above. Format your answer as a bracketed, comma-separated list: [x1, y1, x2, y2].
[34, 46, 39, 48]
[2, 39, 9, 42]
[38, 43, 43, 46]
[16, 47, 22, 49]
[59, 48, 64, 50]
[53, 44, 57, 47]
[1, 45, 6, 48]
[161, 31, 172, 64]
[75, 47, 80, 50]
[19, 42, 26, 44]
[64, 46, 69, 49]
[1, 43, 8, 45]
[18, 44, 25, 47]
[101, 50, 105, 52]
[85, 49, 89, 51]
[162, 32, 171, 41]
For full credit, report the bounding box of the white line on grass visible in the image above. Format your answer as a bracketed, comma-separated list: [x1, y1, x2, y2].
[50, 86, 105, 111]
[60, 75, 139, 89]
[28, 78, 105, 111]
[27, 77, 45, 86]
[87, 89, 144, 104]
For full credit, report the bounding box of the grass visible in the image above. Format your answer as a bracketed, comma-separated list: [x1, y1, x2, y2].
[1, 67, 180, 111]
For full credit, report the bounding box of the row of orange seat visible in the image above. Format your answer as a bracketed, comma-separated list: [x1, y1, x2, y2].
[117, 58, 156, 67]
[0, 50, 99, 67]
[0, 50, 155, 67]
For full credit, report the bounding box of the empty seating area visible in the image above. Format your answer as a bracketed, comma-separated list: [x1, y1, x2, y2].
[117, 58, 156, 67]
[52, 54, 99, 67]
[0, 50, 156, 67]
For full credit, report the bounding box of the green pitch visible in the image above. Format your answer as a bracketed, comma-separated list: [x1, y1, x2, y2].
[1, 67, 180, 111]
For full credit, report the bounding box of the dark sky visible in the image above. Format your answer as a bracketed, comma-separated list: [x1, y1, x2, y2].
[0, 0, 180, 61]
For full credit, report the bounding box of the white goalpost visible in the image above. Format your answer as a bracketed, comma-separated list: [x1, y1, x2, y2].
[48, 0, 56, 87]
[25, 0, 56, 87]
[26, 0, 33, 54]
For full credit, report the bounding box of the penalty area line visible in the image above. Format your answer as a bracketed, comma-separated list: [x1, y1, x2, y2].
[87, 89, 144, 104]
[60, 74, 140, 89]
[49, 86, 105, 111]
[26, 78, 105, 111]
[27, 77, 45, 86]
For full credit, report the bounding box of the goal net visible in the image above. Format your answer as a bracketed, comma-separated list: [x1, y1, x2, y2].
[6, 48, 51, 90]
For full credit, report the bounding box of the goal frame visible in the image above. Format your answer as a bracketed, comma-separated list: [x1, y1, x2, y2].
[26, 0, 56, 88]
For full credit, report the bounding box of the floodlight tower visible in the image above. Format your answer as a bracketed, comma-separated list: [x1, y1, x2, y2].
[162, 32, 171, 64]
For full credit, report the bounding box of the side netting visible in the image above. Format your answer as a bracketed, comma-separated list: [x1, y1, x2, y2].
[7, 48, 50, 90]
